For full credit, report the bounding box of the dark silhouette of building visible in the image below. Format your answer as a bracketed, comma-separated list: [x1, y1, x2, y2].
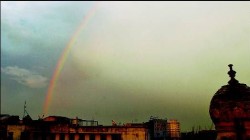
[0, 115, 148, 140]
[147, 117, 168, 140]
[209, 64, 250, 140]
[181, 130, 216, 140]
[146, 117, 180, 140]
[0, 115, 181, 140]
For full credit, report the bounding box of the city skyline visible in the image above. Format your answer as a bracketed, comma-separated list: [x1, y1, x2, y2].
[1, 1, 250, 131]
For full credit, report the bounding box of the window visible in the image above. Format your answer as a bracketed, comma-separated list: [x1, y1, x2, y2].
[20, 132, 29, 140]
[60, 134, 65, 140]
[79, 134, 85, 140]
[90, 134, 95, 140]
[101, 134, 106, 140]
[111, 134, 121, 140]
[7, 132, 13, 140]
[221, 136, 232, 140]
[69, 134, 75, 140]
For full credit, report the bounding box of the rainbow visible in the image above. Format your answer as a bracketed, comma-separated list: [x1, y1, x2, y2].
[43, 2, 99, 115]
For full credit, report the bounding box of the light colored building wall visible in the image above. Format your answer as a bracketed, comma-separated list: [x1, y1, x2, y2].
[120, 127, 147, 140]
[167, 120, 180, 140]
[7, 125, 25, 140]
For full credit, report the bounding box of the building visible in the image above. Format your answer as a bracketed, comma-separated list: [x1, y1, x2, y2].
[146, 117, 180, 140]
[147, 117, 168, 140]
[209, 64, 250, 140]
[167, 120, 180, 140]
[181, 130, 216, 140]
[0, 115, 180, 140]
[1, 115, 148, 140]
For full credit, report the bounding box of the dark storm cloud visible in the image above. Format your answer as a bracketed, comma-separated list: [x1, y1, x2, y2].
[1, 66, 48, 88]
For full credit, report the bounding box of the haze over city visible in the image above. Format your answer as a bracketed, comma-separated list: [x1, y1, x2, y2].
[1, 1, 250, 131]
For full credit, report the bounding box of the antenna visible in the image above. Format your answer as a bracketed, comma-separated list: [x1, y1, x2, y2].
[23, 101, 26, 118]
[23, 100, 30, 119]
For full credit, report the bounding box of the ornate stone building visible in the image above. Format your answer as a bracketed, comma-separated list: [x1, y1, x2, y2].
[209, 64, 250, 140]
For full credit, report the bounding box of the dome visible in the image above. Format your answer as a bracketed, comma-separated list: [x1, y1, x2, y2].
[209, 64, 250, 123]
[209, 64, 250, 140]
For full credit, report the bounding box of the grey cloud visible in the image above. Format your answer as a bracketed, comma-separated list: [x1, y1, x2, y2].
[1, 66, 48, 88]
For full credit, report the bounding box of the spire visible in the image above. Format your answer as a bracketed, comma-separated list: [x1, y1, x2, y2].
[227, 64, 239, 85]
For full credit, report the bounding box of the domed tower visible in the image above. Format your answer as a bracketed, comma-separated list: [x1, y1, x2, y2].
[209, 64, 250, 140]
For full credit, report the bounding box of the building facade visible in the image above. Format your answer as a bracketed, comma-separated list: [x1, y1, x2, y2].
[1, 115, 180, 140]
[146, 117, 180, 140]
[167, 120, 180, 140]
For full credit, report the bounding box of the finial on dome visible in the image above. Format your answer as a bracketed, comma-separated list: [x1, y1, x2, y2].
[227, 64, 239, 85]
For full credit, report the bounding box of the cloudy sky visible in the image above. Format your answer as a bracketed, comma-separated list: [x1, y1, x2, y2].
[1, 1, 250, 131]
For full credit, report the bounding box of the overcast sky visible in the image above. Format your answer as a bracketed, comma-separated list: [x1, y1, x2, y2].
[1, 1, 250, 131]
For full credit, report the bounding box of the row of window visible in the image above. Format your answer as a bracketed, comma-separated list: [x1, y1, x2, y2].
[8, 132, 121, 140]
